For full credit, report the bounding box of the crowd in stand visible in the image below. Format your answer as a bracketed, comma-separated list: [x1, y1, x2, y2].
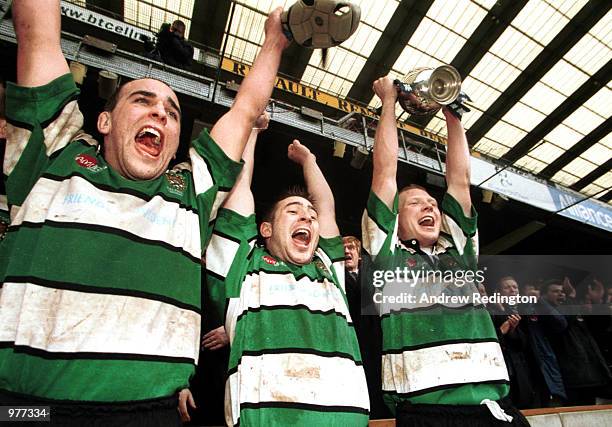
[486, 275, 612, 409]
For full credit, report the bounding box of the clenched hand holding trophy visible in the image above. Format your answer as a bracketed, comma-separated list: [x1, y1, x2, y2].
[394, 65, 472, 120]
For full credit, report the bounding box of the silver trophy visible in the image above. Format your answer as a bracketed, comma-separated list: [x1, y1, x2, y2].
[395, 65, 462, 116]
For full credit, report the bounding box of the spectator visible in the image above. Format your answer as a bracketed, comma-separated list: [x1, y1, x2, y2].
[488, 276, 538, 409]
[0, 1, 289, 424]
[579, 278, 612, 393]
[146, 20, 194, 69]
[543, 278, 612, 406]
[343, 235, 390, 419]
[178, 325, 230, 425]
[521, 283, 540, 299]
[518, 280, 568, 407]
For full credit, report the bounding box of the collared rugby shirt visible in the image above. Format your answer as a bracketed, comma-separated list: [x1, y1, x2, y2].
[206, 208, 370, 426]
[361, 190, 509, 411]
[0, 74, 242, 402]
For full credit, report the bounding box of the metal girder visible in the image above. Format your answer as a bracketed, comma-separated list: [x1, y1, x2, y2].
[539, 116, 612, 180]
[189, 0, 231, 51]
[465, 1, 610, 147]
[345, 0, 433, 104]
[503, 59, 612, 163]
[570, 157, 612, 191]
[600, 190, 612, 203]
[410, 0, 526, 129]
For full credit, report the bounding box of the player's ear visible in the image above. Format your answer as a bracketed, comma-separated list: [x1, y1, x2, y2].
[260, 222, 272, 238]
[97, 111, 111, 135]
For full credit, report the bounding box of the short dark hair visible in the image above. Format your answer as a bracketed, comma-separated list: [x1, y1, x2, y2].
[172, 20, 186, 32]
[262, 186, 315, 223]
[103, 84, 124, 112]
[102, 78, 176, 112]
[540, 279, 562, 294]
[496, 275, 517, 291]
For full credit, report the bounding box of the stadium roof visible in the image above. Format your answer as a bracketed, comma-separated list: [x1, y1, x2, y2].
[93, 0, 612, 203]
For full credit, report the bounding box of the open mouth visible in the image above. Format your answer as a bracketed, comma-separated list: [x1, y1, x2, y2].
[135, 127, 163, 157]
[418, 215, 435, 228]
[291, 227, 311, 248]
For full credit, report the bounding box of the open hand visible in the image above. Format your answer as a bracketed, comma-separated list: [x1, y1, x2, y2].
[178, 388, 196, 422]
[500, 314, 521, 335]
[202, 326, 229, 351]
[288, 139, 314, 165]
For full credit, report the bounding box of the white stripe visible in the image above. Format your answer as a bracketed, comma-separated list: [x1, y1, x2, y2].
[0, 195, 7, 212]
[42, 100, 85, 156]
[209, 190, 228, 222]
[382, 341, 509, 394]
[442, 214, 479, 257]
[225, 297, 241, 346]
[333, 261, 346, 293]
[234, 271, 352, 322]
[4, 125, 32, 176]
[9, 205, 20, 222]
[361, 208, 398, 259]
[12, 176, 201, 259]
[190, 146, 214, 197]
[0, 282, 200, 361]
[190, 146, 231, 223]
[226, 353, 369, 425]
[314, 247, 344, 292]
[206, 232, 241, 279]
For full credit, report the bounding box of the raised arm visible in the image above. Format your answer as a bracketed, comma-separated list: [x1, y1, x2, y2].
[14, 0, 70, 86]
[443, 108, 472, 216]
[221, 113, 269, 216]
[210, 7, 289, 162]
[371, 77, 399, 209]
[288, 140, 339, 238]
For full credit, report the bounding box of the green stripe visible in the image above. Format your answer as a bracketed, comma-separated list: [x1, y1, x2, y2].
[0, 348, 193, 402]
[383, 382, 509, 409]
[1, 225, 200, 309]
[238, 406, 368, 427]
[229, 308, 362, 370]
[382, 306, 497, 351]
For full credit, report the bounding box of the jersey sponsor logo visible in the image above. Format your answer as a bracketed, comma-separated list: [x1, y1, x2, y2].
[165, 170, 186, 195]
[314, 259, 332, 279]
[75, 154, 107, 173]
[262, 255, 277, 265]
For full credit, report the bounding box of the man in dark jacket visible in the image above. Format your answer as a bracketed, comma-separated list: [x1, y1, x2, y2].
[151, 20, 194, 69]
[543, 279, 612, 406]
[343, 236, 390, 419]
[488, 276, 538, 409]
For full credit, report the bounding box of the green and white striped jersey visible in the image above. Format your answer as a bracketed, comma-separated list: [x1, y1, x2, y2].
[206, 208, 370, 426]
[0, 74, 242, 402]
[361, 190, 509, 411]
